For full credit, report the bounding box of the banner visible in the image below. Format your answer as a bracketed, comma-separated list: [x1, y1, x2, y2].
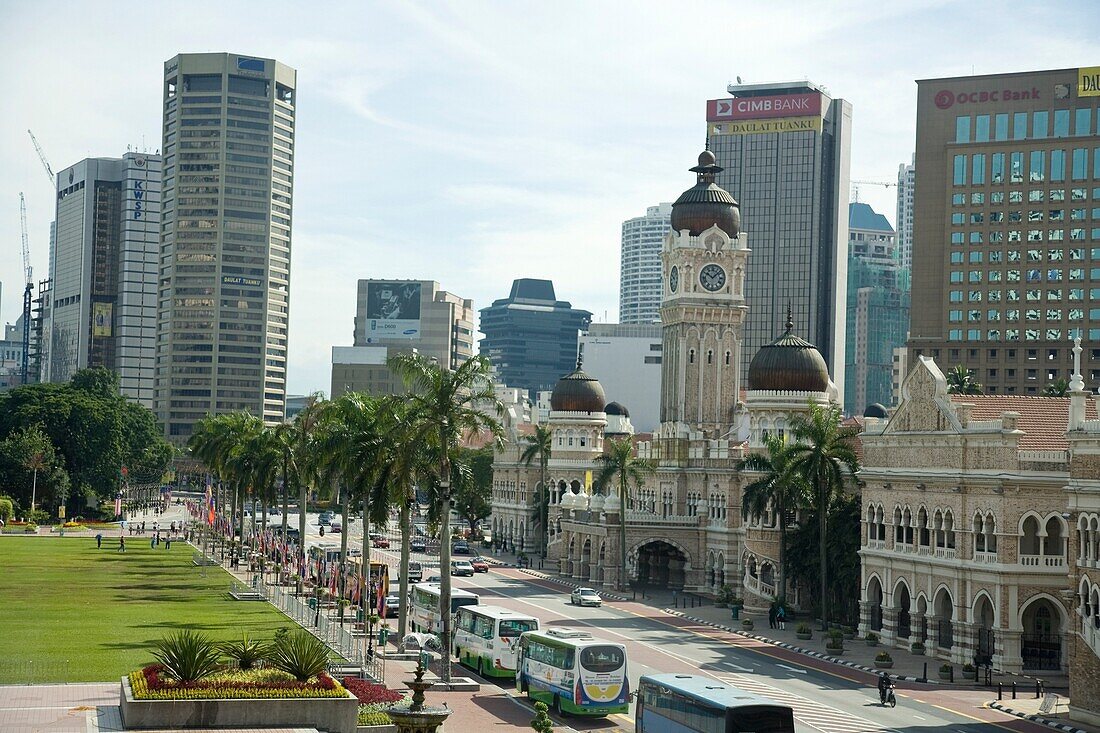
[1080, 67, 1100, 97]
[364, 281, 422, 341]
[92, 302, 113, 337]
[709, 116, 822, 136]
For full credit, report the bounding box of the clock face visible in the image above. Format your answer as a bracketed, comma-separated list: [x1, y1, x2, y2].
[699, 264, 726, 292]
[669, 266, 679, 293]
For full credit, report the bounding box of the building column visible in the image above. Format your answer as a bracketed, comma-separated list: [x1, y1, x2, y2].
[881, 607, 899, 647]
[858, 600, 873, 638]
[999, 630, 1023, 673]
[955, 621, 976, 666]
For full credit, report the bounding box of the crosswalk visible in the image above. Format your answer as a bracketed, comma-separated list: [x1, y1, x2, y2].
[719, 674, 894, 733]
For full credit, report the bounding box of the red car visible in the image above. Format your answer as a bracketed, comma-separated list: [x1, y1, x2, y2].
[370, 534, 390, 548]
[470, 557, 490, 573]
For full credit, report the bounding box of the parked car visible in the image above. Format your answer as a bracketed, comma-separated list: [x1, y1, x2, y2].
[407, 561, 424, 583]
[450, 560, 475, 577]
[452, 541, 470, 555]
[570, 587, 602, 607]
[318, 512, 334, 525]
[470, 557, 490, 573]
[383, 594, 401, 618]
[370, 533, 390, 548]
[330, 521, 342, 533]
[268, 506, 280, 516]
[410, 538, 427, 553]
[425, 574, 443, 583]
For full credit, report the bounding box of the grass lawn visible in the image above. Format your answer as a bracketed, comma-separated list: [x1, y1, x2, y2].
[0, 536, 294, 683]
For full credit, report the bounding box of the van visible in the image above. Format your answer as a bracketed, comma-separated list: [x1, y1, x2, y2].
[408, 561, 424, 583]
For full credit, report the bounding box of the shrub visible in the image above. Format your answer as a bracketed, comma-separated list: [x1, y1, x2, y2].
[130, 666, 346, 700]
[875, 651, 892, 662]
[152, 631, 223, 683]
[940, 663, 953, 673]
[343, 677, 403, 705]
[359, 704, 395, 726]
[826, 630, 844, 647]
[0, 496, 14, 522]
[531, 700, 554, 733]
[865, 632, 879, 642]
[911, 641, 925, 652]
[963, 663, 975, 672]
[219, 634, 270, 671]
[796, 622, 812, 634]
[268, 630, 330, 681]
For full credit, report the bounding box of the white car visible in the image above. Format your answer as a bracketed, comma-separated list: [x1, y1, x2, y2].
[450, 560, 475, 577]
[570, 587, 602, 607]
[383, 594, 401, 618]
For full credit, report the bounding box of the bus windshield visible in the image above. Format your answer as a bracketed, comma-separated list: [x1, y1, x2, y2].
[579, 645, 624, 673]
[499, 619, 537, 638]
[451, 596, 478, 613]
[730, 706, 796, 733]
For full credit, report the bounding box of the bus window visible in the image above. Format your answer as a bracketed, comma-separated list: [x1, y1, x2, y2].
[580, 645, 624, 673]
[474, 615, 493, 639]
[451, 596, 478, 613]
[499, 619, 537, 638]
[731, 707, 795, 733]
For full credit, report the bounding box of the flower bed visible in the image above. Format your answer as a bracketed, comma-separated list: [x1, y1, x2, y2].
[130, 665, 347, 700]
[1, 522, 37, 534]
[342, 677, 403, 705]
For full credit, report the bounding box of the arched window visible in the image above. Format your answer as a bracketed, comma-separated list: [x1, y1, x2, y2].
[918, 507, 930, 546]
[1043, 516, 1064, 556]
[974, 514, 986, 552]
[725, 351, 731, 365]
[1020, 515, 1041, 556]
[689, 349, 695, 364]
[706, 350, 713, 364]
[894, 506, 904, 544]
[985, 513, 998, 552]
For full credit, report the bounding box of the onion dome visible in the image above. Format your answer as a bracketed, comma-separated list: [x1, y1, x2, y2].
[604, 401, 630, 417]
[747, 307, 830, 393]
[863, 403, 889, 419]
[670, 150, 741, 237]
[549, 358, 607, 413]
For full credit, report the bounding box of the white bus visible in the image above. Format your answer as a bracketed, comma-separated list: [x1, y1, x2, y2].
[454, 605, 540, 678]
[408, 582, 479, 635]
[516, 628, 629, 717]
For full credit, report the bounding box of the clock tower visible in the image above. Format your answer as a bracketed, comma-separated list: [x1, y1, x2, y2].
[659, 151, 750, 437]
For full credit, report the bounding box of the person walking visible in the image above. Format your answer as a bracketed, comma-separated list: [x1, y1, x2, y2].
[165, 537, 171, 550]
[96, 533, 103, 549]
[150, 534, 156, 549]
[768, 605, 777, 629]
[776, 605, 787, 631]
[118, 536, 126, 553]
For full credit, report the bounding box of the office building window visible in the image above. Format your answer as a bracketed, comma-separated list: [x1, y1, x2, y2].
[973, 154, 986, 184]
[954, 155, 967, 186]
[956, 116, 971, 143]
[996, 113, 1009, 141]
[1034, 110, 1049, 138]
[975, 114, 990, 142]
[992, 152, 1005, 183]
[1054, 109, 1070, 137]
[1014, 112, 1028, 140]
[1051, 150, 1066, 182]
[1076, 108, 1092, 137]
[1072, 148, 1088, 180]
[1030, 150, 1045, 182]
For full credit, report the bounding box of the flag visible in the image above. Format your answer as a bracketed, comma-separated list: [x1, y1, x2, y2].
[205, 479, 214, 525]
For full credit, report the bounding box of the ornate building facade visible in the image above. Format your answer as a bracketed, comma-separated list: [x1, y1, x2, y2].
[860, 348, 1100, 725]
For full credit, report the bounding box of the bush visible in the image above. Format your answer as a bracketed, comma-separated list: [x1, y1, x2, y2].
[940, 663, 953, 673]
[0, 496, 14, 522]
[963, 663, 975, 672]
[152, 631, 223, 683]
[27, 509, 50, 525]
[531, 700, 554, 732]
[219, 634, 270, 671]
[130, 666, 345, 700]
[342, 677, 403, 705]
[359, 704, 395, 726]
[268, 630, 330, 681]
[911, 641, 925, 652]
[875, 651, 892, 662]
[796, 622, 812, 634]
[865, 632, 879, 642]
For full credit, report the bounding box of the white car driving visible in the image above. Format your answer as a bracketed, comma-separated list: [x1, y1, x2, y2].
[570, 587, 602, 607]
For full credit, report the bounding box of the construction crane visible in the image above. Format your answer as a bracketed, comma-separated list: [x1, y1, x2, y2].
[19, 193, 33, 383]
[27, 129, 55, 187]
[851, 179, 898, 203]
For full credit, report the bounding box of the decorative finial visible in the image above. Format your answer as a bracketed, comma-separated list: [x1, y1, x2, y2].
[785, 303, 794, 334]
[576, 353, 583, 371]
[1070, 335, 1085, 393]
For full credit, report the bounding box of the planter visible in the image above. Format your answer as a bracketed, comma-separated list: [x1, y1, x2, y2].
[741, 620, 754, 631]
[962, 670, 977, 680]
[715, 602, 728, 608]
[825, 645, 844, 656]
[358, 725, 398, 733]
[842, 631, 855, 640]
[865, 639, 879, 647]
[874, 659, 894, 669]
[938, 672, 952, 681]
[119, 677, 357, 733]
[796, 632, 813, 641]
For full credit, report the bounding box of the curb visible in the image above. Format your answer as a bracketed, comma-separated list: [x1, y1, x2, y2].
[516, 568, 632, 602]
[989, 701, 1089, 733]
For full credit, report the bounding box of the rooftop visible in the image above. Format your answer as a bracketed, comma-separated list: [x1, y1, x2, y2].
[949, 394, 1097, 451]
[848, 202, 894, 234]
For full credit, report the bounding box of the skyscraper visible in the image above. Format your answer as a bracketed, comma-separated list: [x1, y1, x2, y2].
[41, 153, 161, 405]
[156, 53, 296, 439]
[620, 203, 671, 324]
[331, 279, 475, 398]
[479, 278, 591, 397]
[896, 155, 916, 271]
[844, 203, 910, 415]
[908, 67, 1100, 394]
[706, 80, 852, 396]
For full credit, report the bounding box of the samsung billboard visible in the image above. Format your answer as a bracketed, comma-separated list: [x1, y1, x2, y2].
[364, 281, 422, 341]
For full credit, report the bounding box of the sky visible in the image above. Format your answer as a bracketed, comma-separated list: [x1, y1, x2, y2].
[1, 0, 1097, 396]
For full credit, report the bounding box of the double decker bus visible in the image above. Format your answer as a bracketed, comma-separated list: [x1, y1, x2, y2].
[408, 582, 479, 635]
[454, 605, 539, 678]
[636, 674, 795, 733]
[516, 628, 628, 716]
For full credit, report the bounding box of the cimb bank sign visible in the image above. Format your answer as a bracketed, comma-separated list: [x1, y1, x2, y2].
[707, 92, 822, 121]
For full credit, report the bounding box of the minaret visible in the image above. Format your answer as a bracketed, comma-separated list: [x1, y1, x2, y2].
[1069, 336, 1086, 431]
[659, 151, 750, 437]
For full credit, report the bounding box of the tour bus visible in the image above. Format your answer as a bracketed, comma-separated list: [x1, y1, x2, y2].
[409, 582, 479, 635]
[635, 674, 795, 733]
[454, 605, 540, 678]
[516, 628, 629, 716]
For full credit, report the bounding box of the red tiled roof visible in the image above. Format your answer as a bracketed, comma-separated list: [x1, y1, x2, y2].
[841, 416, 865, 463]
[948, 394, 1094, 451]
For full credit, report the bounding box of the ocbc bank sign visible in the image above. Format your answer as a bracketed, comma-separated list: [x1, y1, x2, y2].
[934, 87, 1040, 110]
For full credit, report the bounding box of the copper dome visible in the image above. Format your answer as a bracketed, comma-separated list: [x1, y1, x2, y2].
[549, 360, 607, 413]
[604, 401, 630, 417]
[747, 312, 830, 393]
[670, 150, 741, 237]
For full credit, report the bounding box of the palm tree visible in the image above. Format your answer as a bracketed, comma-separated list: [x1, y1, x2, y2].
[736, 434, 810, 603]
[593, 437, 654, 591]
[389, 353, 504, 682]
[520, 424, 553, 558]
[285, 393, 325, 594]
[190, 412, 261, 555]
[946, 365, 982, 395]
[1043, 378, 1070, 397]
[786, 403, 860, 627]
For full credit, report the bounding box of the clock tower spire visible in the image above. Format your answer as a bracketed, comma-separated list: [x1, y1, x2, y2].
[659, 151, 750, 437]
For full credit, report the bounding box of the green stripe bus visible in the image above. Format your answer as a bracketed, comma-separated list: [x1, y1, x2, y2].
[454, 605, 539, 678]
[516, 628, 628, 717]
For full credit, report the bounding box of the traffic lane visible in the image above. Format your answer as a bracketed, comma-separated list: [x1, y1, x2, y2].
[455, 570, 1053, 733]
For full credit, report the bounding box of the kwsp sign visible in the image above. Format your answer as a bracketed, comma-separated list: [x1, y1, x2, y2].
[132, 180, 144, 220]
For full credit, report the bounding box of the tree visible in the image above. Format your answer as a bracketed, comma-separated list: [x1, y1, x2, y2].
[1043, 378, 1070, 397]
[0, 425, 68, 518]
[736, 434, 810, 603]
[281, 393, 326, 593]
[530, 700, 554, 732]
[946, 365, 982, 395]
[189, 412, 265, 551]
[520, 424, 552, 558]
[786, 403, 860, 626]
[593, 437, 654, 591]
[451, 446, 494, 534]
[785, 493, 862, 625]
[389, 353, 504, 682]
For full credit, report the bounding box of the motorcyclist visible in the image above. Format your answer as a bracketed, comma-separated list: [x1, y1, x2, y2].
[877, 672, 891, 704]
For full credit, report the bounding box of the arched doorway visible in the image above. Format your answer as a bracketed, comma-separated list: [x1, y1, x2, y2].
[915, 594, 929, 644]
[895, 582, 912, 640]
[1021, 596, 1063, 670]
[634, 540, 688, 590]
[866, 577, 883, 632]
[974, 594, 995, 666]
[580, 539, 592, 581]
[934, 588, 954, 649]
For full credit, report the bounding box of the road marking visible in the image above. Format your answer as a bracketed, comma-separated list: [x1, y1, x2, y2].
[726, 663, 755, 672]
[720, 673, 887, 733]
[777, 663, 807, 674]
